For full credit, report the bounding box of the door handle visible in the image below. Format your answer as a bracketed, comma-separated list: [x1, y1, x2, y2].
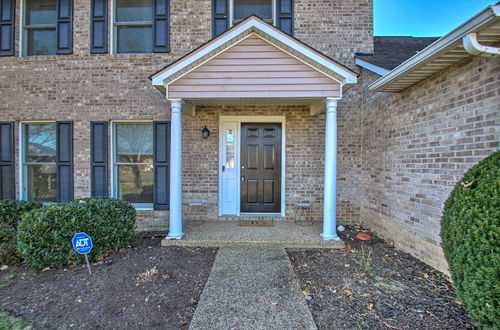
[241, 175, 245, 181]
[222, 165, 225, 172]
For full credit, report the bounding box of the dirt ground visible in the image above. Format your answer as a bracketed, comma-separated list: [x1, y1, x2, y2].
[0, 233, 217, 329]
[288, 225, 476, 330]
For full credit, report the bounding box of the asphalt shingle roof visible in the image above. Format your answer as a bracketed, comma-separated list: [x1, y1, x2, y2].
[356, 36, 440, 70]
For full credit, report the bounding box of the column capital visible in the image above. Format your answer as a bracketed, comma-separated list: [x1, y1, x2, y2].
[168, 99, 183, 113]
[325, 98, 339, 112]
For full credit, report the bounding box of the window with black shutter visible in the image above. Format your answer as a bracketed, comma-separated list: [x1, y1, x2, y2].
[22, 0, 73, 56]
[213, 0, 294, 36]
[112, 0, 169, 54]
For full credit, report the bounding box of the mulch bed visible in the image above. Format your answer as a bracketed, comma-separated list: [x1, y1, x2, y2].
[287, 225, 476, 330]
[0, 233, 217, 329]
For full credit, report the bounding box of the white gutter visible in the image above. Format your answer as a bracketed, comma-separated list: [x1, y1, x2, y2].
[369, 4, 500, 92]
[463, 32, 500, 55]
[355, 58, 390, 76]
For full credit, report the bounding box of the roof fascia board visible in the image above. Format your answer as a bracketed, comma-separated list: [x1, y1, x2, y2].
[152, 17, 357, 87]
[369, 4, 500, 92]
[355, 58, 390, 76]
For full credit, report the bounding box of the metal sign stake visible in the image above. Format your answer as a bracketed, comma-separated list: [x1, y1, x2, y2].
[84, 254, 92, 275]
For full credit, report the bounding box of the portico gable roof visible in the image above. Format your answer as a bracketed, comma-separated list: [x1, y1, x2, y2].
[150, 16, 358, 100]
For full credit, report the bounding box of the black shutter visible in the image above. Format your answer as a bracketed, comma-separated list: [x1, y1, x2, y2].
[90, 0, 107, 53]
[153, 0, 169, 53]
[90, 122, 108, 197]
[0, 122, 15, 199]
[0, 0, 15, 56]
[153, 121, 170, 210]
[56, 0, 73, 54]
[276, 0, 293, 35]
[56, 121, 73, 202]
[212, 0, 228, 37]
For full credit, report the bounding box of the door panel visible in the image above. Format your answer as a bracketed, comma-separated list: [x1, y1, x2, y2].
[241, 123, 281, 213]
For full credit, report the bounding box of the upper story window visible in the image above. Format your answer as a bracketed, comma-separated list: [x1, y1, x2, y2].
[232, 0, 274, 25]
[23, 0, 57, 56]
[113, 0, 153, 54]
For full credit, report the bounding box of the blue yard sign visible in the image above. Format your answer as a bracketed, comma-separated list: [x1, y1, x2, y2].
[72, 233, 93, 274]
[72, 233, 93, 254]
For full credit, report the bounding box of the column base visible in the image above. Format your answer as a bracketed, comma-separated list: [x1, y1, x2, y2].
[166, 232, 184, 240]
[320, 232, 340, 241]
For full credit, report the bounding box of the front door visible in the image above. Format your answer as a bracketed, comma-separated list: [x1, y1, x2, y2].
[240, 123, 282, 213]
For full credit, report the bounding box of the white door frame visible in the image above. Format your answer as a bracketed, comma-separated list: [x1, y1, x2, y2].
[218, 116, 286, 217]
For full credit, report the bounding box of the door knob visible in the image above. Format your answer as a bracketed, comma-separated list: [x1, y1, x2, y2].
[241, 175, 245, 181]
[222, 165, 225, 172]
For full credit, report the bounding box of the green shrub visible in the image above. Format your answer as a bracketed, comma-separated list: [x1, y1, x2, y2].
[441, 151, 500, 329]
[0, 200, 43, 265]
[18, 197, 136, 268]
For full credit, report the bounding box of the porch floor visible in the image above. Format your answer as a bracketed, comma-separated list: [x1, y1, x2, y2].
[161, 221, 345, 249]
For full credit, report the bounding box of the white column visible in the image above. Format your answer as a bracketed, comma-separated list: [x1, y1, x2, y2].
[166, 99, 184, 239]
[321, 98, 340, 241]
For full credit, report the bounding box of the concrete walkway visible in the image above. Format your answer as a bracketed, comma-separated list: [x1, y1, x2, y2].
[189, 247, 316, 330]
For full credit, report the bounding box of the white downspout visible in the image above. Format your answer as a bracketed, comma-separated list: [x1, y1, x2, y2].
[463, 32, 500, 55]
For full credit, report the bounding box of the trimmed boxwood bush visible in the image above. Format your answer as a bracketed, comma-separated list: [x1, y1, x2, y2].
[441, 151, 499, 329]
[0, 200, 43, 265]
[18, 197, 136, 268]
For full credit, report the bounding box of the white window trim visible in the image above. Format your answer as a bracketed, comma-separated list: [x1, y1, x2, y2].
[109, 0, 154, 55]
[218, 115, 286, 217]
[229, 0, 276, 28]
[110, 121, 154, 210]
[19, 121, 57, 202]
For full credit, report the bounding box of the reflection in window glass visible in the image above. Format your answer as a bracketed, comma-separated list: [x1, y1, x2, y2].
[114, 0, 153, 54]
[116, 26, 153, 54]
[24, 0, 57, 56]
[234, 0, 272, 21]
[116, 0, 153, 22]
[23, 123, 57, 202]
[27, 29, 57, 56]
[226, 129, 234, 169]
[114, 123, 154, 205]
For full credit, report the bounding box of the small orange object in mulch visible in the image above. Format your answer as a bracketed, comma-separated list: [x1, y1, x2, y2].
[356, 233, 371, 241]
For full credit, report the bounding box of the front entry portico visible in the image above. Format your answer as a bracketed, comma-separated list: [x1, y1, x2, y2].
[150, 16, 358, 241]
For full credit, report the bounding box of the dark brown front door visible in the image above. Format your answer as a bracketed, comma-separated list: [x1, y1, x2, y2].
[240, 123, 282, 213]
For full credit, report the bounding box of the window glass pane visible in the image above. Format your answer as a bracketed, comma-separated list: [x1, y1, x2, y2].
[116, 123, 153, 163]
[26, 0, 57, 25]
[234, 0, 272, 20]
[116, 26, 153, 54]
[116, 0, 153, 22]
[117, 165, 153, 203]
[226, 129, 234, 169]
[26, 164, 57, 202]
[27, 28, 57, 56]
[25, 123, 56, 162]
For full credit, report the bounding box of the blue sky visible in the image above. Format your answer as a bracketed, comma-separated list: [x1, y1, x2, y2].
[374, 0, 496, 37]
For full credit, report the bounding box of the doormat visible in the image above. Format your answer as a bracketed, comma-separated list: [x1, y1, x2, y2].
[237, 220, 274, 227]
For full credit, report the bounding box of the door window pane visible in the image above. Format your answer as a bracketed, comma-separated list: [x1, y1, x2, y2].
[116, 0, 153, 22]
[116, 123, 153, 162]
[234, 0, 272, 20]
[117, 165, 153, 203]
[26, 0, 57, 25]
[116, 26, 153, 54]
[25, 123, 56, 162]
[26, 164, 57, 202]
[27, 29, 57, 56]
[226, 129, 234, 169]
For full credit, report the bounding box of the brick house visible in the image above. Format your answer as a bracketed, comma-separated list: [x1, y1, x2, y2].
[0, 0, 498, 273]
